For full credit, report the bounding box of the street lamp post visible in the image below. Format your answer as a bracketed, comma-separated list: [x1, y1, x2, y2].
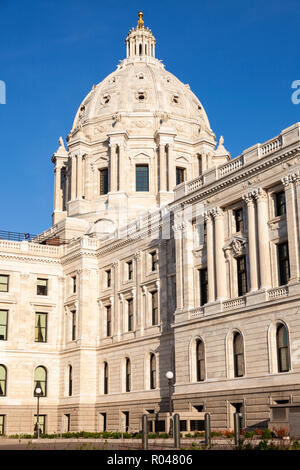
[34, 382, 43, 439]
[165, 371, 174, 436]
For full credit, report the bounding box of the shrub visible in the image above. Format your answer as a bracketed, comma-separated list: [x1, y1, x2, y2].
[262, 428, 273, 439]
[193, 431, 204, 438]
[211, 431, 223, 437]
[291, 440, 300, 450]
[148, 433, 158, 439]
[184, 433, 192, 438]
[272, 427, 288, 438]
[159, 433, 169, 439]
[254, 427, 264, 436]
[244, 431, 255, 439]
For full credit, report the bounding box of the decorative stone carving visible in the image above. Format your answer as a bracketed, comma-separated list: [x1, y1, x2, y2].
[223, 236, 247, 258]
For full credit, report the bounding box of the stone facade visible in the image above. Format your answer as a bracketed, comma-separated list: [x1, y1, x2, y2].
[1, 13, 300, 435]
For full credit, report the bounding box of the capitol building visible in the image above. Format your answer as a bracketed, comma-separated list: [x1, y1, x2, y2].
[1, 12, 300, 435]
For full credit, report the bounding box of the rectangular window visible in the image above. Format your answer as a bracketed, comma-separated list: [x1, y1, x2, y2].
[127, 261, 133, 280]
[237, 256, 248, 296]
[0, 275, 9, 293]
[176, 167, 185, 185]
[278, 242, 290, 286]
[150, 251, 158, 271]
[0, 310, 8, 341]
[128, 298, 133, 331]
[106, 270, 111, 288]
[136, 164, 149, 192]
[35, 313, 47, 343]
[72, 276, 76, 294]
[233, 208, 244, 233]
[151, 291, 158, 326]
[0, 415, 5, 436]
[37, 278, 48, 296]
[199, 269, 208, 306]
[275, 191, 286, 217]
[100, 168, 109, 195]
[71, 311, 76, 341]
[34, 415, 46, 435]
[106, 305, 111, 337]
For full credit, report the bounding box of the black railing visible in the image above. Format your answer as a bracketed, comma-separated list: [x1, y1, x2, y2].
[0, 230, 36, 242]
[0, 230, 71, 246]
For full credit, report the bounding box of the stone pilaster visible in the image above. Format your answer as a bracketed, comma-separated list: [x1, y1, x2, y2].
[71, 154, 77, 200]
[243, 193, 258, 291]
[172, 223, 184, 310]
[211, 207, 227, 300]
[182, 221, 195, 308]
[253, 188, 271, 289]
[109, 143, 117, 192]
[282, 172, 300, 282]
[159, 144, 166, 191]
[204, 212, 215, 302]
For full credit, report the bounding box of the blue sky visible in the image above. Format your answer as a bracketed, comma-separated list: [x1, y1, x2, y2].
[0, 0, 299, 234]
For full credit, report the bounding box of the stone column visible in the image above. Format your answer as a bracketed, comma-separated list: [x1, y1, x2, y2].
[254, 188, 271, 289]
[118, 294, 124, 337]
[134, 251, 141, 330]
[167, 144, 176, 191]
[182, 221, 195, 308]
[212, 208, 227, 300]
[109, 143, 117, 192]
[159, 144, 166, 191]
[112, 261, 119, 337]
[205, 212, 215, 302]
[118, 144, 126, 192]
[53, 163, 63, 211]
[71, 154, 77, 200]
[77, 155, 83, 199]
[282, 173, 300, 282]
[172, 224, 184, 310]
[141, 286, 147, 334]
[243, 194, 258, 291]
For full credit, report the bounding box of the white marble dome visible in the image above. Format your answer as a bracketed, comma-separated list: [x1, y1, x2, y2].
[69, 14, 214, 143]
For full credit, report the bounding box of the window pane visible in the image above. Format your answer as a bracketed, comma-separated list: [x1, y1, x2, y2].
[0, 310, 8, 340]
[136, 165, 149, 192]
[0, 415, 4, 435]
[100, 168, 109, 195]
[0, 275, 8, 292]
[35, 313, 47, 342]
[37, 279, 48, 295]
[0, 366, 6, 396]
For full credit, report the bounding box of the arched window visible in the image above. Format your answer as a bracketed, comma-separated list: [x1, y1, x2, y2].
[233, 332, 244, 377]
[196, 340, 205, 382]
[150, 354, 156, 389]
[34, 366, 47, 397]
[126, 358, 131, 392]
[68, 366, 72, 397]
[139, 44, 142, 55]
[0, 365, 7, 396]
[104, 362, 108, 395]
[277, 324, 290, 372]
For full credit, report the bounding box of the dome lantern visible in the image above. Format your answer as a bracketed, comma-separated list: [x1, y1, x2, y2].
[125, 11, 156, 59]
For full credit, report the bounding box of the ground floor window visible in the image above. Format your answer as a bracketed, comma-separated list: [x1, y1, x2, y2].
[180, 420, 187, 431]
[190, 420, 204, 431]
[34, 414, 46, 435]
[0, 415, 5, 435]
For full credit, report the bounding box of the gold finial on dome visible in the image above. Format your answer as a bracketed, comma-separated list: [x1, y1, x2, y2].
[137, 11, 144, 29]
